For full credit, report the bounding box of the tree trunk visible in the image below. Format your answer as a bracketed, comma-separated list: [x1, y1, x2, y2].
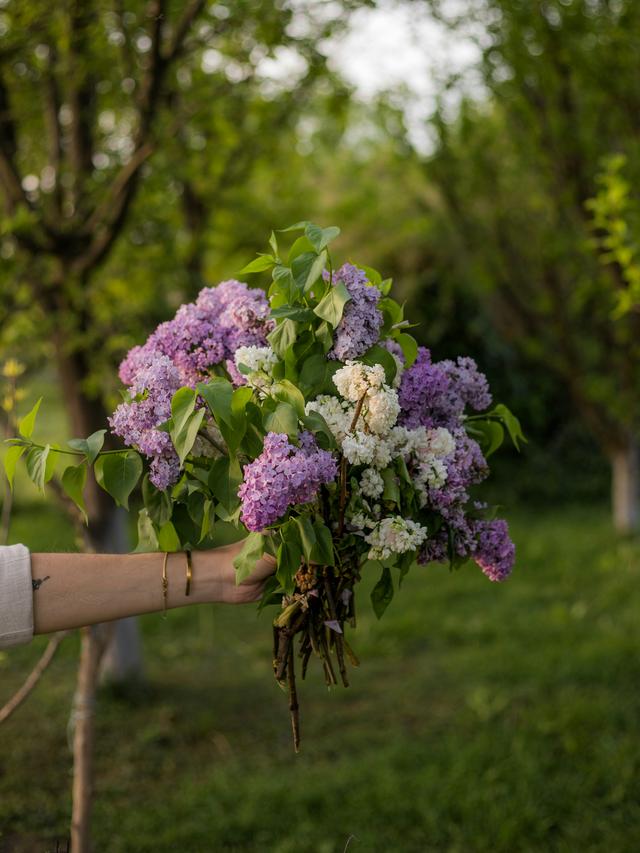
[70, 625, 110, 853]
[609, 437, 639, 533]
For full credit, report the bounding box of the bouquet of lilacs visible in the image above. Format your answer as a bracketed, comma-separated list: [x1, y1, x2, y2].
[7, 223, 523, 749]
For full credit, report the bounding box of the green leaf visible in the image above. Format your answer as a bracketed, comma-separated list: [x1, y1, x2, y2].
[267, 318, 297, 358]
[232, 385, 253, 420]
[294, 516, 317, 563]
[198, 378, 233, 423]
[276, 534, 302, 594]
[158, 520, 181, 552]
[239, 254, 275, 274]
[68, 429, 107, 465]
[3, 444, 25, 490]
[272, 380, 306, 418]
[313, 282, 351, 327]
[311, 520, 334, 566]
[291, 252, 318, 292]
[233, 531, 265, 584]
[94, 451, 143, 509]
[134, 508, 159, 553]
[199, 499, 213, 543]
[305, 223, 340, 251]
[170, 387, 197, 435]
[360, 344, 397, 385]
[395, 333, 418, 368]
[264, 402, 298, 438]
[279, 221, 308, 233]
[301, 411, 338, 450]
[25, 444, 50, 491]
[315, 320, 334, 353]
[171, 408, 205, 465]
[209, 456, 242, 511]
[492, 403, 527, 450]
[270, 305, 315, 322]
[303, 250, 327, 292]
[468, 420, 504, 457]
[61, 463, 88, 522]
[18, 397, 42, 439]
[381, 468, 400, 503]
[269, 231, 278, 257]
[142, 474, 172, 526]
[198, 378, 247, 458]
[371, 565, 394, 619]
[288, 234, 316, 262]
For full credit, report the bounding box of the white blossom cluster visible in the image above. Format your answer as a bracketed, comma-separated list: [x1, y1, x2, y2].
[364, 516, 428, 561]
[361, 467, 384, 499]
[333, 361, 386, 402]
[307, 356, 458, 561]
[234, 345, 278, 373]
[305, 395, 352, 443]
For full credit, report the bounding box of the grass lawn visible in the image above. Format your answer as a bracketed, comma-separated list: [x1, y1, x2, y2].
[1, 503, 639, 852]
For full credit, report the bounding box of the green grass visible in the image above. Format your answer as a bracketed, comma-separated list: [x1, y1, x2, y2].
[1, 504, 640, 852]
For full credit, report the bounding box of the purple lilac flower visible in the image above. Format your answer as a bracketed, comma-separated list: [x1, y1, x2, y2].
[117, 280, 273, 389]
[327, 264, 383, 361]
[472, 518, 515, 582]
[238, 432, 338, 532]
[399, 347, 491, 430]
[440, 357, 492, 412]
[109, 355, 183, 489]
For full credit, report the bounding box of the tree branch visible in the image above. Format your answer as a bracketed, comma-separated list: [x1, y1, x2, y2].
[76, 0, 208, 276]
[0, 631, 71, 725]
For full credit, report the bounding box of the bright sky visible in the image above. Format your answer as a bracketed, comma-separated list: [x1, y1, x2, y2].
[326, 2, 482, 150]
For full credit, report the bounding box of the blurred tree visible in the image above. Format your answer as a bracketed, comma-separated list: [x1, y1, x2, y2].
[0, 0, 353, 527]
[417, 0, 640, 531]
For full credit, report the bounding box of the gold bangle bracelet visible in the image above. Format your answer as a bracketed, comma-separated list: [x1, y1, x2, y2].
[162, 552, 169, 618]
[185, 550, 193, 597]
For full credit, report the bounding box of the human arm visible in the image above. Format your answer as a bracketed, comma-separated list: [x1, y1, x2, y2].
[1, 540, 275, 648]
[29, 542, 275, 636]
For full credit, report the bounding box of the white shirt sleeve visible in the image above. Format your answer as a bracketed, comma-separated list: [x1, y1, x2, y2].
[0, 544, 33, 649]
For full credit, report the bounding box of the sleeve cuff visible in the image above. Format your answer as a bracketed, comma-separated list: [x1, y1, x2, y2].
[0, 544, 33, 649]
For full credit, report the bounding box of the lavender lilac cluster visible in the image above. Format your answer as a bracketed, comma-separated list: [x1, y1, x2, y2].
[109, 354, 182, 489]
[119, 280, 273, 388]
[399, 347, 514, 580]
[473, 519, 516, 582]
[238, 432, 338, 532]
[399, 347, 492, 431]
[328, 264, 383, 361]
[111, 281, 273, 489]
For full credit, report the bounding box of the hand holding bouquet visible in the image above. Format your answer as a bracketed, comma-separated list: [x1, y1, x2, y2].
[8, 223, 523, 749]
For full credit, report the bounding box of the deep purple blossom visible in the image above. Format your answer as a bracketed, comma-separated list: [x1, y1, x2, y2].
[472, 519, 515, 582]
[328, 264, 383, 361]
[399, 347, 491, 430]
[238, 432, 338, 531]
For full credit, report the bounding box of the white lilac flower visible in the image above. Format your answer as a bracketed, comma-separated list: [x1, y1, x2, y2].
[305, 395, 352, 443]
[234, 345, 278, 374]
[371, 437, 394, 469]
[348, 512, 376, 532]
[427, 427, 456, 458]
[342, 430, 378, 466]
[414, 456, 449, 506]
[333, 361, 385, 402]
[364, 516, 428, 561]
[361, 467, 384, 499]
[363, 386, 400, 435]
